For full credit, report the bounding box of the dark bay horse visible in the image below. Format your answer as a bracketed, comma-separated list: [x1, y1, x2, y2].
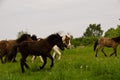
[94, 36, 120, 57]
[0, 34, 36, 63]
[9, 33, 65, 73]
[31, 33, 71, 63]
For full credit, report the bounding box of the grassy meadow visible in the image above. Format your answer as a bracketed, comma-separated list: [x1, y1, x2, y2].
[0, 46, 120, 80]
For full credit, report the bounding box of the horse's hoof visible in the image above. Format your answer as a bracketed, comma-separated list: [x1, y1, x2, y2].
[13, 60, 17, 63]
[50, 65, 53, 67]
[22, 70, 25, 73]
[40, 66, 44, 69]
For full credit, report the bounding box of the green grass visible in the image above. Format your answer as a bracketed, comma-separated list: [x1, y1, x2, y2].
[0, 46, 120, 80]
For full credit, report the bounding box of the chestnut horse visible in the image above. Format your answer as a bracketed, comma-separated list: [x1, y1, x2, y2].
[9, 33, 65, 73]
[31, 33, 71, 63]
[94, 36, 120, 57]
[0, 34, 36, 63]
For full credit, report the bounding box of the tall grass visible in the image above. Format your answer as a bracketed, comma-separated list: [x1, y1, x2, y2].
[0, 46, 120, 80]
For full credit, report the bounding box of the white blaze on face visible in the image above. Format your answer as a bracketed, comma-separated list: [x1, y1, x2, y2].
[57, 32, 72, 48]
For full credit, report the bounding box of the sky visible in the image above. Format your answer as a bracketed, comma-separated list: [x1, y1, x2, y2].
[0, 0, 120, 40]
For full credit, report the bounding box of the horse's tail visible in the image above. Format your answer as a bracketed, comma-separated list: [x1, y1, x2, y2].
[94, 39, 98, 51]
[4, 44, 20, 62]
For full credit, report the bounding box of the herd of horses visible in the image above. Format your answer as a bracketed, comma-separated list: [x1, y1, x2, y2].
[0, 33, 120, 73]
[0, 33, 71, 73]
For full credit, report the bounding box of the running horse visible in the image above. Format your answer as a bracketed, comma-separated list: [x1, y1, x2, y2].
[0, 34, 37, 63]
[31, 33, 71, 63]
[52, 33, 71, 60]
[94, 36, 120, 57]
[9, 33, 65, 73]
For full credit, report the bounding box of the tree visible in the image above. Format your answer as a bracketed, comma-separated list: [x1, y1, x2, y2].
[116, 25, 120, 36]
[104, 25, 120, 37]
[83, 24, 103, 37]
[104, 28, 116, 37]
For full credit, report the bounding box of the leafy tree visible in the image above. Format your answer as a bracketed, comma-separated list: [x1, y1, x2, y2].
[104, 28, 116, 37]
[116, 25, 120, 36]
[104, 25, 120, 37]
[83, 24, 103, 37]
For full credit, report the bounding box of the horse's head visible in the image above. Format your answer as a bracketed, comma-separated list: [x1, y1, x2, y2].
[47, 33, 65, 50]
[62, 34, 71, 49]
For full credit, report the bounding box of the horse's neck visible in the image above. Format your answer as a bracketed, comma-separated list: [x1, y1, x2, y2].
[6, 40, 17, 49]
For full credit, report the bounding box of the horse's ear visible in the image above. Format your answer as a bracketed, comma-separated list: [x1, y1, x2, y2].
[31, 34, 37, 40]
[56, 33, 61, 37]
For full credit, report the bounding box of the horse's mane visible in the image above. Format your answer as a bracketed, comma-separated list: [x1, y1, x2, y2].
[16, 34, 31, 43]
[47, 33, 61, 42]
[31, 35, 38, 41]
[111, 36, 120, 42]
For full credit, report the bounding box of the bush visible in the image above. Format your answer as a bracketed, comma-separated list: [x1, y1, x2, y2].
[71, 37, 98, 47]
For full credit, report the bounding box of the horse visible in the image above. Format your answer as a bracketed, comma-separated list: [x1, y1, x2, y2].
[52, 33, 71, 60]
[94, 36, 120, 57]
[0, 40, 8, 63]
[9, 33, 65, 73]
[0, 34, 36, 63]
[31, 33, 71, 63]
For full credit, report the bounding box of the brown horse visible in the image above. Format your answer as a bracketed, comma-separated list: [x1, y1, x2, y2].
[0, 40, 8, 63]
[0, 34, 36, 63]
[94, 36, 120, 57]
[9, 33, 65, 73]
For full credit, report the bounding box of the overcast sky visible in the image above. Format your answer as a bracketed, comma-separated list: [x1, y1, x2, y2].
[0, 0, 120, 39]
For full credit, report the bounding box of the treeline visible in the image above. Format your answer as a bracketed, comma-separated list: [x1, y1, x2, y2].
[17, 23, 120, 47]
[71, 24, 120, 47]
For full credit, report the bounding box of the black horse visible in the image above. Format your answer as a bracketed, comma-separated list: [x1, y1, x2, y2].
[9, 33, 65, 73]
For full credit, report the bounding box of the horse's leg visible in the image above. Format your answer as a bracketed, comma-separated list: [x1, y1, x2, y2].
[0, 55, 4, 63]
[20, 58, 25, 73]
[12, 50, 17, 62]
[53, 47, 61, 60]
[0, 52, 4, 63]
[40, 55, 47, 69]
[20, 55, 29, 73]
[12, 57, 17, 62]
[39, 56, 44, 63]
[110, 48, 117, 57]
[47, 53, 54, 68]
[101, 48, 107, 57]
[31, 55, 36, 63]
[56, 49, 61, 60]
[114, 48, 117, 57]
[52, 51, 56, 59]
[95, 47, 100, 57]
[11, 47, 18, 62]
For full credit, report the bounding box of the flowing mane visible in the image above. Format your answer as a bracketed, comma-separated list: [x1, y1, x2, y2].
[111, 36, 120, 43]
[16, 34, 31, 43]
[31, 35, 38, 41]
[47, 33, 61, 44]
